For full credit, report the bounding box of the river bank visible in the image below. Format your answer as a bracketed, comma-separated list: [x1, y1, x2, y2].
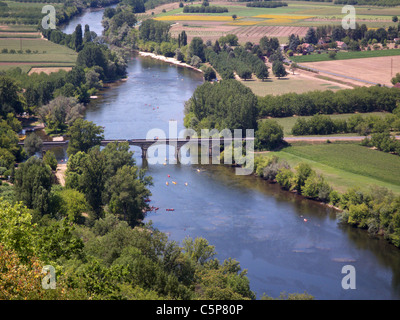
[137, 51, 204, 73]
[59, 5, 400, 300]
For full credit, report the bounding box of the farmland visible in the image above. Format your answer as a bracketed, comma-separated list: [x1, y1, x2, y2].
[239, 71, 349, 96]
[151, 0, 400, 44]
[299, 55, 400, 86]
[267, 142, 400, 193]
[0, 37, 77, 73]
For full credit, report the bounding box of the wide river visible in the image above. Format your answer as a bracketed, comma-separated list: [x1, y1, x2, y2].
[62, 8, 400, 299]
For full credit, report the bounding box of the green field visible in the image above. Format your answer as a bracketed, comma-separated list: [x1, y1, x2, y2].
[0, 38, 77, 63]
[291, 48, 400, 63]
[268, 142, 400, 193]
[268, 112, 389, 135]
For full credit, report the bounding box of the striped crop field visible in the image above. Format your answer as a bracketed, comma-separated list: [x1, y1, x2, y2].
[155, 15, 239, 21]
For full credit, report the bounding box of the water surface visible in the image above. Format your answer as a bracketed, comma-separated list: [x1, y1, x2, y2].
[62, 8, 400, 300]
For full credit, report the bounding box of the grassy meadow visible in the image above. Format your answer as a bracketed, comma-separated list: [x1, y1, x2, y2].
[266, 142, 400, 194]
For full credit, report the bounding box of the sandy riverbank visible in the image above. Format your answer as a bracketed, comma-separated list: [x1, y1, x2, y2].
[138, 51, 204, 73]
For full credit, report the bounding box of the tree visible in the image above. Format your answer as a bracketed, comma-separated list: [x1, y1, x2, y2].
[293, 162, 313, 193]
[304, 27, 317, 45]
[0, 76, 23, 116]
[213, 40, 221, 53]
[393, 16, 398, 23]
[14, 156, 53, 215]
[328, 51, 337, 59]
[204, 67, 216, 81]
[105, 165, 152, 227]
[219, 34, 239, 46]
[181, 30, 187, 47]
[391, 72, 400, 85]
[232, 14, 237, 20]
[276, 167, 294, 190]
[255, 64, 269, 81]
[57, 189, 88, 223]
[255, 120, 284, 150]
[43, 150, 57, 171]
[272, 60, 287, 78]
[37, 96, 85, 134]
[189, 37, 205, 61]
[76, 43, 108, 76]
[74, 24, 83, 51]
[23, 133, 43, 156]
[124, 0, 145, 13]
[67, 118, 104, 156]
[78, 147, 106, 218]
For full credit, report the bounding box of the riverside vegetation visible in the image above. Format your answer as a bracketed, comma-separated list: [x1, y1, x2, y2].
[2, 0, 400, 300]
[0, 0, 308, 301]
[100, 1, 400, 249]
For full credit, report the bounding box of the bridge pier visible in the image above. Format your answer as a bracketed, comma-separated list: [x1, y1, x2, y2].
[141, 146, 148, 159]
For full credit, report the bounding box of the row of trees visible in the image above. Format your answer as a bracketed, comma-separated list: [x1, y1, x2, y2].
[246, 1, 288, 7]
[334, 0, 400, 6]
[257, 86, 400, 118]
[295, 23, 400, 52]
[291, 112, 400, 136]
[183, 5, 228, 13]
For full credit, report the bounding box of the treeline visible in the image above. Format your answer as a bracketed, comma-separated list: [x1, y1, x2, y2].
[334, 0, 400, 6]
[292, 23, 400, 53]
[183, 5, 228, 13]
[254, 156, 400, 248]
[258, 87, 400, 118]
[246, 1, 288, 8]
[291, 113, 400, 136]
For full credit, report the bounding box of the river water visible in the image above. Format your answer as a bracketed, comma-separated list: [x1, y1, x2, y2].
[61, 9, 400, 300]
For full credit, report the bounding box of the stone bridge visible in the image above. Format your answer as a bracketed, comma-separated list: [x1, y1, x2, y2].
[19, 137, 254, 158]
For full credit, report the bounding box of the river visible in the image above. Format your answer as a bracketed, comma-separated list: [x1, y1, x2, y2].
[61, 8, 400, 300]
